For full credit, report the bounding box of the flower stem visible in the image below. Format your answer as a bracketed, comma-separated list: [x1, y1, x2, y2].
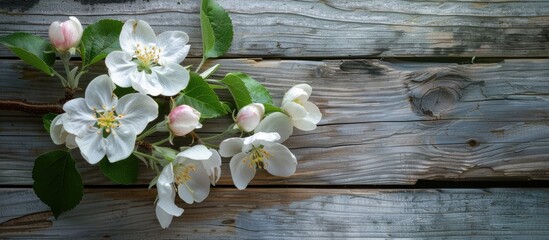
[132, 150, 163, 163]
[153, 138, 170, 146]
[195, 57, 207, 72]
[136, 122, 161, 141]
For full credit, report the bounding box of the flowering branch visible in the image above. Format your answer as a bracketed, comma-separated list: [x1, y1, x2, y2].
[0, 89, 75, 114]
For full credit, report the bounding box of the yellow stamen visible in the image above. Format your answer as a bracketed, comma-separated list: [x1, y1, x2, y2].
[174, 163, 197, 185]
[243, 146, 271, 169]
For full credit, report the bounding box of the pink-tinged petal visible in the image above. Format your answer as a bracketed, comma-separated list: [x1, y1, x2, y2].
[106, 51, 136, 88]
[219, 137, 244, 158]
[176, 145, 212, 161]
[105, 127, 136, 162]
[229, 152, 256, 190]
[85, 75, 118, 111]
[264, 143, 297, 177]
[151, 62, 190, 96]
[75, 128, 107, 164]
[119, 19, 157, 54]
[48, 21, 65, 49]
[117, 93, 158, 134]
[62, 98, 96, 136]
[168, 105, 201, 136]
[255, 112, 293, 143]
[157, 31, 190, 64]
[236, 103, 265, 132]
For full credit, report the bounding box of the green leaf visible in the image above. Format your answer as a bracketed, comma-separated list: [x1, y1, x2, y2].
[113, 86, 136, 98]
[42, 113, 58, 133]
[263, 103, 283, 114]
[221, 72, 273, 110]
[32, 150, 83, 219]
[0, 33, 55, 75]
[176, 72, 227, 118]
[200, 0, 233, 59]
[80, 19, 124, 67]
[99, 154, 139, 185]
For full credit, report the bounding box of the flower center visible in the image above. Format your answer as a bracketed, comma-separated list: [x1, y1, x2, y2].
[244, 145, 271, 169]
[93, 107, 122, 138]
[174, 163, 196, 185]
[134, 43, 161, 73]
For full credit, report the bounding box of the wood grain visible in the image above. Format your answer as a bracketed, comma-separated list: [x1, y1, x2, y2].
[1, 0, 548, 58]
[1, 58, 548, 185]
[1, 188, 548, 239]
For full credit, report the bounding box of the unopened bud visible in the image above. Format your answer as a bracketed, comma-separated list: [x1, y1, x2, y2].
[236, 103, 265, 132]
[49, 16, 83, 52]
[168, 105, 202, 136]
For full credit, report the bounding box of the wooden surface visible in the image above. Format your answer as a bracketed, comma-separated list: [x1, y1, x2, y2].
[1, 188, 549, 239]
[1, 0, 549, 238]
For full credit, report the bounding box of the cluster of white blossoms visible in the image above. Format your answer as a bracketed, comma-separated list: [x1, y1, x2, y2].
[46, 17, 321, 229]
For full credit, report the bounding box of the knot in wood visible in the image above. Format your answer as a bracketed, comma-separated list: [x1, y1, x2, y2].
[408, 73, 468, 118]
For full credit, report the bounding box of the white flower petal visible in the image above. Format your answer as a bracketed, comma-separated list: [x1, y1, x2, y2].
[158, 163, 175, 186]
[119, 19, 157, 54]
[242, 132, 280, 152]
[229, 152, 256, 190]
[62, 98, 96, 136]
[202, 149, 222, 184]
[255, 112, 293, 143]
[151, 63, 190, 96]
[282, 102, 307, 119]
[50, 114, 68, 145]
[293, 118, 318, 131]
[264, 143, 297, 177]
[68, 16, 83, 40]
[177, 164, 210, 203]
[65, 134, 78, 149]
[75, 128, 106, 164]
[85, 75, 117, 111]
[105, 51, 136, 88]
[303, 101, 322, 124]
[117, 93, 159, 134]
[105, 127, 136, 162]
[176, 145, 212, 161]
[130, 70, 163, 96]
[155, 204, 175, 229]
[219, 137, 244, 157]
[282, 85, 310, 106]
[157, 31, 190, 64]
[48, 21, 64, 48]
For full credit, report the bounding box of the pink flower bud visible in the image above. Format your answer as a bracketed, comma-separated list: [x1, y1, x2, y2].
[236, 103, 265, 132]
[168, 105, 202, 136]
[49, 16, 83, 52]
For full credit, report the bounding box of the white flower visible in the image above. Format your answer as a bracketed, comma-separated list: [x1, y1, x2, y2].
[219, 132, 297, 190]
[49, 113, 77, 149]
[105, 19, 190, 96]
[62, 75, 158, 164]
[49, 16, 83, 54]
[236, 103, 264, 132]
[168, 105, 202, 136]
[156, 163, 184, 229]
[255, 112, 293, 143]
[282, 84, 322, 131]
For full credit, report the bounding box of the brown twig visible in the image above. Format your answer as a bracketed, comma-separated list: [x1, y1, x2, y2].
[0, 89, 76, 115]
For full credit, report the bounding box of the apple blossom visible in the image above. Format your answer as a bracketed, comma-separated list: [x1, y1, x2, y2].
[236, 103, 264, 132]
[255, 112, 293, 143]
[282, 84, 322, 131]
[219, 132, 297, 190]
[48, 16, 83, 54]
[49, 113, 77, 149]
[105, 19, 190, 96]
[168, 105, 202, 136]
[62, 74, 158, 164]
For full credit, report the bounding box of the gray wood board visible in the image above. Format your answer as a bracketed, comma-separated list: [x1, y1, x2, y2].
[1, 0, 548, 58]
[1, 58, 548, 185]
[1, 188, 548, 239]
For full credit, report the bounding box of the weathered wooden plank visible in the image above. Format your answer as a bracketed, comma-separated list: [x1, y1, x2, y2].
[1, 0, 548, 58]
[1, 188, 548, 239]
[1, 58, 549, 185]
